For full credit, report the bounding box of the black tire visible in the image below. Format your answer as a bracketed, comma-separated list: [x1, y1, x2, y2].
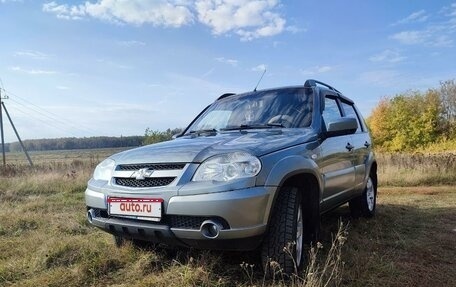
[261, 186, 304, 276]
[349, 174, 377, 218]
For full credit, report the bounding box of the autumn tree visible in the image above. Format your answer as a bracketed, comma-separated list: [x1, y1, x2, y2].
[439, 79, 456, 139]
[368, 89, 443, 151]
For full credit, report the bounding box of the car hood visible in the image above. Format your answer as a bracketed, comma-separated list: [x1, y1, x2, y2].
[112, 129, 317, 164]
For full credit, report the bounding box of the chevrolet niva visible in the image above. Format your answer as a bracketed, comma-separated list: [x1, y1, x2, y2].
[85, 79, 377, 274]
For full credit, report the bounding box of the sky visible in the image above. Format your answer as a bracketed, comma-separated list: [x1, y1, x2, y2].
[0, 0, 455, 142]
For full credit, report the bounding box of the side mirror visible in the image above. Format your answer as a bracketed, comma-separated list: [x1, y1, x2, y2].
[326, 117, 358, 137]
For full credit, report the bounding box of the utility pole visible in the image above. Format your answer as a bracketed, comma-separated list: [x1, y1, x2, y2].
[2, 102, 33, 167]
[0, 88, 6, 167]
[0, 88, 33, 167]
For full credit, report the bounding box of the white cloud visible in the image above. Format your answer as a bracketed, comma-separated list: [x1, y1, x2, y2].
[441, 2, 456, 17]
[43, 0, 194, 27]
[195, 0, 286, 40]
[96, 58, 133, 69]
[391, 27, 453, 47]
[285, 25, 306, 34]
[390, 30, 427, 45]
[433, 34, 453, 47]
[390, 4, 456, 47]
[215, 57, 238, 66]
[251, 64, 267, 72]
[42, 0, 288, 41]
[117, 40, 146, 47]
[369, 49, 406, 63]
[14, 50, 50, 60]
[300, 65, 333, 76]
[42, 1, 85, 20]
[392, 9, 428, 26]
[10, 66, 57, 75]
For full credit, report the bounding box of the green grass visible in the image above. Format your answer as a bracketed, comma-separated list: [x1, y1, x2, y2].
[0, 150, 455, 286]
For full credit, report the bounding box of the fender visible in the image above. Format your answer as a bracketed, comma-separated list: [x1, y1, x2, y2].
[260, 154, 324, 230]
[264, 155, 324, 198]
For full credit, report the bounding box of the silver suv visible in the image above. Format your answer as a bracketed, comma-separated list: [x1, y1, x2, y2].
[85, 79, 377, 274]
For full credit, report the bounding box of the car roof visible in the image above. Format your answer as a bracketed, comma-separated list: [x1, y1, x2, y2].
[216, 80, 354, 105]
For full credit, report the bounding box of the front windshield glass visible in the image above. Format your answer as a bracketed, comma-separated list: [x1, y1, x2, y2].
[187, 88, 313, 133]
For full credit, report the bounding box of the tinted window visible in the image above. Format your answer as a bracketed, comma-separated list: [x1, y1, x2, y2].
[341, 102, 362, 132]
[322, 97, 342, 130]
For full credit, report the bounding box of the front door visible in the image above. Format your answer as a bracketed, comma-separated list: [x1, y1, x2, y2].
[317, 95, 356, 212]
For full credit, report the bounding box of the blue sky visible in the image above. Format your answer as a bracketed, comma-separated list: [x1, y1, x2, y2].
[0, 0, 455, 142]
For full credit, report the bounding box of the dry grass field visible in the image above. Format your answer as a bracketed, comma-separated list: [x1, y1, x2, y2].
[0, 149, 455, 286]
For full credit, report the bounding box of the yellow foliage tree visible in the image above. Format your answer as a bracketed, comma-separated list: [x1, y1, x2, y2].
[368, 89, 443, 151]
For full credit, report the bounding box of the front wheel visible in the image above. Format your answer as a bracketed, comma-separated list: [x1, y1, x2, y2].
[261, 186, 304, 275]
[349, 175, 377, 218]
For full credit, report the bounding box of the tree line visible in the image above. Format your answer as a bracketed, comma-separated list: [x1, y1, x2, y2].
[142, 128, 183, 145]
[368, 79, 456, 152]
[5, 128, 185, 152]
[6, 136, 145, 152]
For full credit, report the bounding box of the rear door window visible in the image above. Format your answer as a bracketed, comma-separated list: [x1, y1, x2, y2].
[341, 102, 362, 133]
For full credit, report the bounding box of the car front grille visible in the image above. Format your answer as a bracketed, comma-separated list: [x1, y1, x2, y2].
[115, 177, 176, 188]
[113, 162, 187, 188]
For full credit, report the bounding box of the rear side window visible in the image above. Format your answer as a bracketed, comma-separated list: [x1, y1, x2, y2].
[341, 102, 362, 133]
[322, 97, 342, 130]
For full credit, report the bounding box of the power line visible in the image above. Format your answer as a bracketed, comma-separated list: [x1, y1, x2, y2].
[6, 103, 81, 138]
[7, 97, 92, 136]
[2, 88, 100, 136]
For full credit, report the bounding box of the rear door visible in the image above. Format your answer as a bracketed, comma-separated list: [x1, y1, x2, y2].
[340, 101, 371, 193]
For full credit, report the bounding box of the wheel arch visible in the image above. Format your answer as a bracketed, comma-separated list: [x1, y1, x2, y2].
[368, 159, 378, 189]
[266, 171, 322, 244]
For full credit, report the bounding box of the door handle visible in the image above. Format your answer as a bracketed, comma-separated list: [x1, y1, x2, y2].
[346, 143, 354, 151]
[364, 141, 371, 148]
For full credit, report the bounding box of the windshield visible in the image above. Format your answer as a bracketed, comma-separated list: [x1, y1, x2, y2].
[187, 88, 313, 133]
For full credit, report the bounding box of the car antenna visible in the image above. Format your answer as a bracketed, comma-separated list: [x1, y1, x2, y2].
[253, 68, 266, 92]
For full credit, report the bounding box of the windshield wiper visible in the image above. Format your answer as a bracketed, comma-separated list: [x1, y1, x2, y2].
[266, 123, 285, 128]
[187, 128, 218, 136]
[221, 123, 284, 131]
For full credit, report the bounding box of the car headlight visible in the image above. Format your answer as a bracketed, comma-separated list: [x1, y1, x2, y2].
[93, 158, 116, 181]
[193, 152, 261, 182]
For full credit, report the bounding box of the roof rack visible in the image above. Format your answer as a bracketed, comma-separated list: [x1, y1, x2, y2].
[216, 93, 236, 100]
[304, 79, 341, 94]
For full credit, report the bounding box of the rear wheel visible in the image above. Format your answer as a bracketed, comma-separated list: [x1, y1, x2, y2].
[349, 174, 377, 218]
[261, 186, 304, 275]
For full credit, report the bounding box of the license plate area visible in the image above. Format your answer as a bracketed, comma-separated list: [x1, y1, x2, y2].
[108, 197, 163, 222]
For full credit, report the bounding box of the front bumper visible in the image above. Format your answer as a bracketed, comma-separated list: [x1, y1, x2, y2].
[85, 186, 275, 250]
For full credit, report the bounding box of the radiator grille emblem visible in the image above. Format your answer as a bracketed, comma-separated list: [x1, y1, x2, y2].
[132, 168, 154, 180]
